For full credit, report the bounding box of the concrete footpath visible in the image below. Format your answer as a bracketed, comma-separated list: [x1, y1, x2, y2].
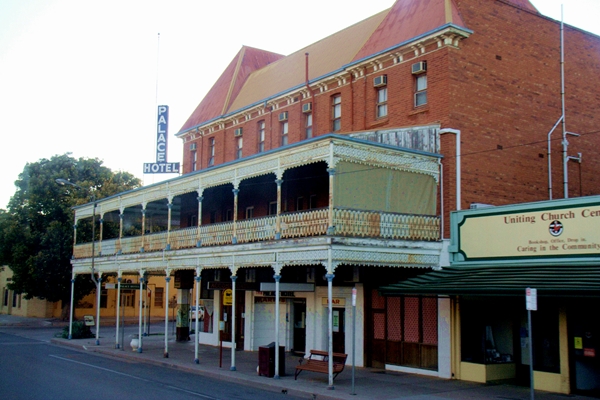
[1, 315, 595, 400]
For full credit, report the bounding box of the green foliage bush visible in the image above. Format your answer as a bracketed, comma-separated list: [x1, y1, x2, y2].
[61, 321, 94, 339]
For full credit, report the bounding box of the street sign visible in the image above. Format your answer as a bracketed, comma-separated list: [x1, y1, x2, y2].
[526, 287, 537, 311]
[104, 283, 146, 290]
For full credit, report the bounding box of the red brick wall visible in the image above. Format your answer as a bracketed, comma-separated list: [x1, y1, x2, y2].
[180, 0, 600, 233]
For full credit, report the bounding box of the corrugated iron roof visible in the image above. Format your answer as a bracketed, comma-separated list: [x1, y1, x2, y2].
[178, 0, 540, 135]
[378, 265, 600, 297]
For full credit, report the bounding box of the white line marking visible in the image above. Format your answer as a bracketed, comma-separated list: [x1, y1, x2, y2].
[166, 385, 220, 399]
[49, 355, 150, 382]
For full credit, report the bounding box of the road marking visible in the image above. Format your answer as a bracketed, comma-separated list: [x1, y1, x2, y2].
[49, 355, 150, 382]
[50, 355, 220, 399]
[0, 342, 48, 345]
[166, 385, 219, 399]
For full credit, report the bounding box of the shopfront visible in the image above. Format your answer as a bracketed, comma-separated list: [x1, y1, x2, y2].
[380, 196, 600, 396]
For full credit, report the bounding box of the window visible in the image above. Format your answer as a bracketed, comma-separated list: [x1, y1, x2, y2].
[305, 113, 313, 139]
[309, 194, 317, 209]
[281, 121, 288, 146]
[3, 287, 7, 306]
[208, 138, 215, 166]
[376, 87, 388, 118]
[332, 95, 341, 131]
[415, 75, 427, 106]
[209, 211, 217, 224]
[123, 290, 135, 308]
[235, 137, 243, 160]
[296, 196, 304, 211]
[224, 209, 233, 221]
[154, 287, 164, 308]
[191, 150, 197, 172]
[258, 120, 265, 152]
[268, 201, 277, 215]
[100, 289, 108, 308]
[245, 206, 254, 219]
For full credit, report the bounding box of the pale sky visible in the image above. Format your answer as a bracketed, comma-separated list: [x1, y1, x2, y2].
[1, 0, 599, 209]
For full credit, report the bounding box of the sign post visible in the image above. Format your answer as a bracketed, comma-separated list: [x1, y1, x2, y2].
[526, 287, 537, 400]
[351, 287, 357, 395]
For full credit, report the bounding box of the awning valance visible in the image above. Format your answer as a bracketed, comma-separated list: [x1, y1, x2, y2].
[378, 265, 600, 297]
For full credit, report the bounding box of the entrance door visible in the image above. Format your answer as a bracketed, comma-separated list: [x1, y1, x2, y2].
[570, 305, 600, 396]
[332, 308, 345, 353]
[293, 300, 306, 355]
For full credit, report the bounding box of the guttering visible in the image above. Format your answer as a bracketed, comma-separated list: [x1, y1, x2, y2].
[175, 23, 473, 138]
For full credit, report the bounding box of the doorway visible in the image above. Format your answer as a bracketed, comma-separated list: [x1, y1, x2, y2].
[332, 308, 345, 353]
[293, 300, 306, 355]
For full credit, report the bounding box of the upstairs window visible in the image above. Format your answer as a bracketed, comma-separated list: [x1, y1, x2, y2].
[376, 87, 388, 118]
[235, 136, 243, 160]
[415, 75, 427, 107]
[332, 95, 341, 132]
[191, 150, 197, 171]
[208, 138, 215, 166]
[305, 113, 313, 139]
[258, 120, 265, 152]
[281, 121, 288, 146]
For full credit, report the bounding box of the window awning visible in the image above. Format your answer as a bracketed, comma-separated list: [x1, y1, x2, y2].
[378, 265, 600, 297]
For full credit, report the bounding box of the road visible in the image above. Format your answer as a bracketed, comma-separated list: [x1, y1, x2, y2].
[0, 329, 300, 400]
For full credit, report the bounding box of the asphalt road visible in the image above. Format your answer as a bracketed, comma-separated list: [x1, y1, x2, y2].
[0, 329, 300, 400]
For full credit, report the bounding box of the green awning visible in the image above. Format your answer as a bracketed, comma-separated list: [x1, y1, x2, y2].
[379, 265, 600, 297]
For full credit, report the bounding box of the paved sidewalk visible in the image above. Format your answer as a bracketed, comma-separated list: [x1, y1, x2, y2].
[1, 315, 596, 400]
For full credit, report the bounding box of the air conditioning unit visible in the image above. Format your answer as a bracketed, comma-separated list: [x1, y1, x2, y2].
[234, 128, 243, 137]
[373, 75, 387, 87]
[302, 102, 312, 113]
[190, 143, 197, 150]
[411, 61, 427, 75]
[278, 111, 288, 121]
[470, 203, 494, 209]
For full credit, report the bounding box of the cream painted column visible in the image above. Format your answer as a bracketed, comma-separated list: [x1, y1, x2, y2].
[232, 187, 239, 244]
[98, 214, 104, 255]
[273, 266, 282, 379]
[194, 266, 202, 364]
[94, 272, 102, 346]
[115, 270, 122, 349]
[196, 192, 203, 247]
[118, 209, 124, 254]
[326, 248, 335, 389]
[137, 270, 146, 353]
[68, 271, 75, 340]
[164, 269, 171, 358]
[166, 197, 173, 250]
[327, 168, 336, 235]
[230, 273, 237, 371]
[140, 205, 146, 252]
[275, 178, 283, 240]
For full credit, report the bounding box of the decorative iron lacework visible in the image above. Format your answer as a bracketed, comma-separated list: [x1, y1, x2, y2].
[332, 249, 439, 267]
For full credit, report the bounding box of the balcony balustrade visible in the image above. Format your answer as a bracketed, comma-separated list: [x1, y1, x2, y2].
[73, 208, 440, 259]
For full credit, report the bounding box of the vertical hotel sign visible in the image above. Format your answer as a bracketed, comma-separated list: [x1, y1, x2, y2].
[143, 105, 181, 174]
[453, 196, 600, 263]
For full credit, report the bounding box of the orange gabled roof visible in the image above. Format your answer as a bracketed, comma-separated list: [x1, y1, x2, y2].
[226, 9, 388, 115]
[353, 0, 466, 61]
[179, 46, 284, 133]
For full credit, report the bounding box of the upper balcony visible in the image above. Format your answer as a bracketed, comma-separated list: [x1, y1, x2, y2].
[71, 132, 442, 262]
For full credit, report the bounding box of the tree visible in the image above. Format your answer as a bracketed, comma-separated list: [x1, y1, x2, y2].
[0, 154, 141, 319]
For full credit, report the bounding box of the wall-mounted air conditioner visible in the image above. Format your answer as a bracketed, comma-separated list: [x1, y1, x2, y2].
[302, 103, 312, 113]
[373, 75, 387, 87]
[234, 128, 243, 137]
[411, 61, 427, 75]
[278, 111, 288, 121]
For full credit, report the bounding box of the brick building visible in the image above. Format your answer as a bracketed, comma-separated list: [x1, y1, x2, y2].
[67, 0, 599, 393]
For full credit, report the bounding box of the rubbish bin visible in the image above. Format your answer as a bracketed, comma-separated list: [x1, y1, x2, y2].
[258, 342, 285, 377]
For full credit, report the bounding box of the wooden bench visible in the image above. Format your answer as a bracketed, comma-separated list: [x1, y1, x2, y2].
[294, 349, 348, 380]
